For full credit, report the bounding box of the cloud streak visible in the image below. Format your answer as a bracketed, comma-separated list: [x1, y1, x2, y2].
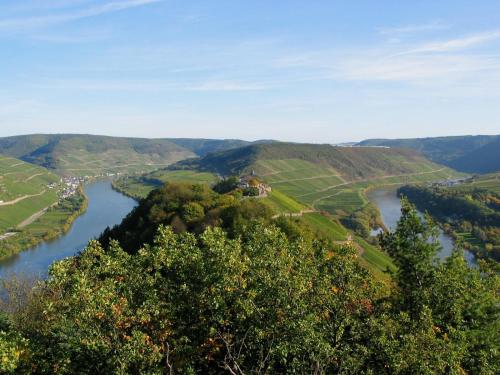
[0, 0, 164, 32]
[378, 21, 449, 36]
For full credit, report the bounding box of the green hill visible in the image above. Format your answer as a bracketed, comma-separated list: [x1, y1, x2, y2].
[0, 156, 87, 258]
[357, 135, 500, 173]
[172, 142, 451, 178]
[0, 134, 195, 176]
[169, 143, 462, 234]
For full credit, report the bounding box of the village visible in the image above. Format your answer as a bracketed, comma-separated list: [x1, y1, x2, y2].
[237, 171, 272, 197]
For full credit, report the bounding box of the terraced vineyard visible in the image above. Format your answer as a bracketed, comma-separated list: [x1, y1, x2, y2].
[256, 158, 460, 217]
[0, 156, 60, 232]
[0, 134, 196, 177]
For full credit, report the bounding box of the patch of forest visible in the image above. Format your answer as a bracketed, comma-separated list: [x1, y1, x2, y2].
[398, 185, 500, 261]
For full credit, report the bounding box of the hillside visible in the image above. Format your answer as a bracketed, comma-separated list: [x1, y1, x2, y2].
[166, 138, 251, 157]
[0, 156, 88, 258]
[357, 135, 500, 173]
[0, 155, 60, 232]
[448, 138, 500, 174]
[0, 134, 194, 176]
[172, 142, 458, 181]
[169, 143, 462, 235]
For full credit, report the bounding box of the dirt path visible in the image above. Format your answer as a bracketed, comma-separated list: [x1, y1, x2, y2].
[297, 168, 446, 198]
[271, 174, 344, 184]
[271, 209, 315, 219]
[0, 232, 17, 241]
[16, 202, 57, 228]
[25, 173, 45, 182]
[0, 190, 47, 206]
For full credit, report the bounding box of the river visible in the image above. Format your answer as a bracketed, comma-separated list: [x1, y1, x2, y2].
[0, 180, 137, 279]
[367, 188, 475, 266]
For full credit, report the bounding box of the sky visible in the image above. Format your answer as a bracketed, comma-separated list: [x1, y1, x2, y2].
[1, 0, 499, 143]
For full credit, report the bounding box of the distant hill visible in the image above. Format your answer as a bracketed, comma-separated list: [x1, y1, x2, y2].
[166, 138, 251, 157]
[0, 134, 195, 176]
[448, 138, 500, 174]
[0, 134, 271, 176]
[357, 135, 500, 173]
[171, 142, 448, 180]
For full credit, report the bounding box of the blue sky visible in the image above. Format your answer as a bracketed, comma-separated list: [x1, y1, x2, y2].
[1, 0, 499, 142]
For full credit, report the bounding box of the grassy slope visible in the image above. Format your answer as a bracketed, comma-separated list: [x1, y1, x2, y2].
[249, 149, 461, 219]
[0, 156, 89, 259]
[0, 156, 60, 231]
[0, 134, 196, 177]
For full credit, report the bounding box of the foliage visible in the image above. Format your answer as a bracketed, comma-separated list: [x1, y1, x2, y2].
[212, 176, 239, 194]
[100, 182, 275, 253]
[399, 185, 500, 260]
[1, 190, 498, 374]
[10, 225, 379, 373]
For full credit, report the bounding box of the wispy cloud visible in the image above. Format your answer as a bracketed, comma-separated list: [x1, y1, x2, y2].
[0, 0, 164, 32]
[274, 29, 500, 87]
[398, 30, 500, 55]
[33, 78, 275, 92]
[378, 21, 449, 36]
[188, 80, 274, 92]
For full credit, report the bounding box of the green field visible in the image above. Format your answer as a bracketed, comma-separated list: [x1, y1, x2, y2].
[0, 156, 89, 259]
[297, 212, 395, 280]
[113, 170, 219, 199]
[262, 189, 306, 213]
[0, 156, 61, 232]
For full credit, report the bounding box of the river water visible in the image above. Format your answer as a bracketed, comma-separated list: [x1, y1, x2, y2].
[367, 188, 475, 266]
[0, 181, 137, 279]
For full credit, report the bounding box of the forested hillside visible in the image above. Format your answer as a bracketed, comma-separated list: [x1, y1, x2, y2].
[358, 135, 500, 173]
[399, 176, 500, 261]
[166, 138, 251, 157]
[448, 138, 500, 173]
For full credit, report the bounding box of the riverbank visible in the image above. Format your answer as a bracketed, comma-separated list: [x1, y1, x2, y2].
[0, 187, 88, 261]
[0, 181, 137, 279]
[367, 187, 476, 266]
[111, 179, 143, 201]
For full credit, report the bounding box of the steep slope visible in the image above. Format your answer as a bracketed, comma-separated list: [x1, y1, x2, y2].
[448, 138, 500, 174]
[170, 143, 462, 233]
[357, 135, 499, 173]
[166, 138, 251, 157]
[0, 134, 195, 176]
[172, 142, 451, 179]
[0, 155, 60, 232]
